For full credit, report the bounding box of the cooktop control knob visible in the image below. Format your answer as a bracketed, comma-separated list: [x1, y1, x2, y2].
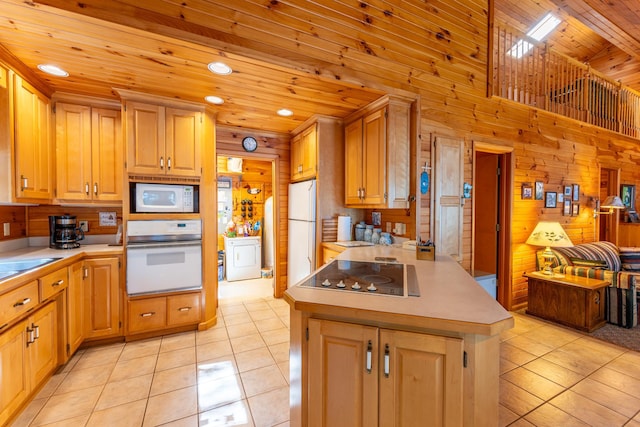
[367, 283, 377, 292]
[352, 282, 361, 290]
[336, 280, 346, 288]
[322, 279, 331, 287]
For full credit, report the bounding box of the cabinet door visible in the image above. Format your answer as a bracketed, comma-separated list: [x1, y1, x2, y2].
[300, 124, 317, 180]
[167, 293, 201, 327]
[126, 101, 164, 175]
[67, 262, 84, 356]
[361, 108, 386, 205]
[345, 119, 364, 205]
[308, 318, 378, 427]
[55, 103, 92, 201]
[290, 132, 303, 181]
[0, 319, 29, 426]
[29, 302, 57, 387]
[379, 330, 463, 427]
[92, 108, 122, 201]
[165, 107, 201, 177]
[14, 75, 52, 200]
[127, 297, 166, 334]
[84, 258, 120, 339]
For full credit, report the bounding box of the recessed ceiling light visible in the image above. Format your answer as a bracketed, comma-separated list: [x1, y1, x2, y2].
[277, 109, 293, 117]
[527, 13, 561, 42]
[207, 62, 232, 75]
[205, 95, 224, 105]
[37, 64, 69, 77]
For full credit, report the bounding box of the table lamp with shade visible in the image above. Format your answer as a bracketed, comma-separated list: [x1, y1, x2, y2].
[526, 221, 574, 276]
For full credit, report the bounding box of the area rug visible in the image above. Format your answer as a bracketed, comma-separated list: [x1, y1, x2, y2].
[590, 323, 640, 352]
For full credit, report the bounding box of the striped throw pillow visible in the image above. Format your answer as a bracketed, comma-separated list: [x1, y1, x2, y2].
[619, 247, 640, 271]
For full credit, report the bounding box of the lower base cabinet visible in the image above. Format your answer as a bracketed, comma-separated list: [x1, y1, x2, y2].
[127, 292, 201, 335]
[84, 257, 121, 340]
[0, 302, 57, 426]
[307, 318, 463, 427]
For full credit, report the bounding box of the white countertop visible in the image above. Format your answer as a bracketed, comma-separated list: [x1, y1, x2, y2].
[284, 246, 513, 336]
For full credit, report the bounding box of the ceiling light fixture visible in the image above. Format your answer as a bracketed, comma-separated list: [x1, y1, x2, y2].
[207, 62, 232, 75]
[277, 109, 293, 117]
[205, 95, 224, 105]
[37, 64, 69, 77]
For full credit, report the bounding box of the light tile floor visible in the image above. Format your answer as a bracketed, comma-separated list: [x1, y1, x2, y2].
[9, 280, 640, 426]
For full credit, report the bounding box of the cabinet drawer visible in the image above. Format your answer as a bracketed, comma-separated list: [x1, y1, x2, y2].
[39, 267, 68, 301]
[0, 281, 39, 327]
[167, 293, 201, 326]
[128, 297, 166, 333]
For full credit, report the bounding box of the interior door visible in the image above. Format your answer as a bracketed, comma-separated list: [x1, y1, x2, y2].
[434, 137, 464, 261]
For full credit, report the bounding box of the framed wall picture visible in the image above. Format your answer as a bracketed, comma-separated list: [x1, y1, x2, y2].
[563, 199, 571, 215]
[535, 181, 544, 200]
[572, 203, 580, 216]
[621, 184, 636, 210]
[564, 185, 572, 199]
[572, 184, 579, 201]
[558, 193, 564, 203]
[545, 192, 557, 208]
[521, 182, 532, 199]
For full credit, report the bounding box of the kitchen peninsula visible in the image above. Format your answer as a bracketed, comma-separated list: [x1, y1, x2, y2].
[284, 246, 513, 427]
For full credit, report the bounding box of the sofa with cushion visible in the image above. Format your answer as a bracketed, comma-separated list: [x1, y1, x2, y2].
[536, 241, 639, 328]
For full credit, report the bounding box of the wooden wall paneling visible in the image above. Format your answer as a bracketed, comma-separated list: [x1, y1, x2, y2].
[0, 205, 26, 240]
[26, 205, 122, 236]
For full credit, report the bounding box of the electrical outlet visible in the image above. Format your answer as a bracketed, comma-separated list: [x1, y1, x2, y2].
[3, 223, 9, 237]
[79, 220, 89, 232]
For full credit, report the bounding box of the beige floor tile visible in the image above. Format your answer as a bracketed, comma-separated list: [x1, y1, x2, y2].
[523, 358, 584, 388]
[260, 328, 289, 346]
[160, 331, 196, 353]
[59, 351, 84, 374]
[498, 378, 544, 416]
[247, 386, 290, 427]
[196, 325, 229, 345]
[196, 339, 233, 361]
[550, 390, 628, 426]
[541, 348, 604, 376]
[606, 351, 640, 381]
[500, 357, 519, 375]
[221, 304, 249, 316]
[235, 347, 277, 373]
[249, 309, 278, 322]
[280, 317, 290, 329]
[34, 414, 90, 426]
[72, 346, 122, 371]
[521, 324, 581, 348]
[109, 354, 158, 382]
[255, 317, 287, 333]
[240, 365, 288, 397]
[199, 399, 255, 427]
[278, 361, 290, 384]
[508, 419, 536, 427]
[156, 346, 196, 371]
[86, 399, 146, 427]
[498, 404, 519, 427]
[500, 342, 538, 366]
[197, 356, 238, 383]
[31, 385, 102, 426]
[9, 398, 47, 427]
[55, 364, 112, 394]
[198, 373, 245, 412]
[574, 336, 626, 359]
[571, 377, 640, 418]
[244, 301, 271, 312]
[274, 422, 290, 427]
[558, 340, 620, 367]
[588, 366, 640, 396]
[627, 420, 640, 427]
[142, 386, 198, 427]
[34, 372, 66, 399]
[269, 342, 290, 363]
[159, 415, 199, 427]
[224, 312, 254, 326]
[503, 334, 555, 357]
[119, 338, 161, 361]
[150, 364, 197, 396]
[231, 333, 266, 353]
[524, 403, 590, 426]
[501, 367, 565, 400]
[95, 373, 153, 411]
[227, 322, 259, 339]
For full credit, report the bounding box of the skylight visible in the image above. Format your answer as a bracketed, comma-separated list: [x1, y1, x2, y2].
[507, 12, 561, 59]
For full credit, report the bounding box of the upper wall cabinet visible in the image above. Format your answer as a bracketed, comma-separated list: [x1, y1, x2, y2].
[121, 92, 203, 178]
[13, 74, 53, 201]
[291, 123, 317, 182]
[55, 101, 122, 202]
[344, 95, 412, 209]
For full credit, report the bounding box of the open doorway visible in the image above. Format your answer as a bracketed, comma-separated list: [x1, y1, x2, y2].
[599, 167, 620, 244]
[472, 143, 513, 309]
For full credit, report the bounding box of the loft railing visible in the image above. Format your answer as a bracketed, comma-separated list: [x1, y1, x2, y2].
[492, 25, 640, 139]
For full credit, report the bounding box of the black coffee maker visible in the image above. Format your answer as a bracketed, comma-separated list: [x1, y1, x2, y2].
[49, 215, 85, 249]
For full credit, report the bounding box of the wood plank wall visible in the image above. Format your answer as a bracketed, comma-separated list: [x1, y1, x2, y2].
[0, 205, 26, 241]
[26, 205, 122, 237]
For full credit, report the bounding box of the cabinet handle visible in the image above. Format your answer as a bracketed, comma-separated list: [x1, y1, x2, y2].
[366, 340, 372, 373]
[13, 297, 31, 307]
[384, 344, 390, 378]
[177, 306, 192, 312]
[595, 292, 600, 305]
[297, 164, 302, 173]
[85, 182, 90, 195]
[20, 175, 28, 191]
[33, 323, 40, 340]
[94, 182, 98, 195]
[167, 157, 171, 170]
[361, 188, 366, 200]
[51, 279, 64, 287]
[160, 156, 164, 169]
[140, 312, 156, 318]
[83, 267, 89, 279]
[26, 326, 34, 346]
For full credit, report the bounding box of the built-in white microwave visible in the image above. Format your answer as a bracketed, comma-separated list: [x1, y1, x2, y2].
[131, 183, 197, 213]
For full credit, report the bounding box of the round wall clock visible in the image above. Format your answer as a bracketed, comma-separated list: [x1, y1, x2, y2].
[242, 136, 258, 152]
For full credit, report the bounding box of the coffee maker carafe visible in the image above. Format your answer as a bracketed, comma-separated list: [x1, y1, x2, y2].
[49, 215, 85, 249]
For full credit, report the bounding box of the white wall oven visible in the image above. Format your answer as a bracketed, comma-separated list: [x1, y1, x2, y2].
[130, 182, 198, 213]
[126, 220, 202, 295]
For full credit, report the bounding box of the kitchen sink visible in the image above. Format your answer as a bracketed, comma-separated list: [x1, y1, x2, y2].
[0, 257, 63, 281]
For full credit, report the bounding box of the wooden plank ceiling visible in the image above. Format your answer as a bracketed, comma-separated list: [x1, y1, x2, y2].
[0, 0, 637, 134]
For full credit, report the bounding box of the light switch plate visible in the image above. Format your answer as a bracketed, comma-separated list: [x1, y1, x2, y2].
[3, 223, 9, 236]
[79, 221, 89, 232]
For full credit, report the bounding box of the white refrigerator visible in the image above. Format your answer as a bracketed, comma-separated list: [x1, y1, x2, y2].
[287, 179, 316, 286]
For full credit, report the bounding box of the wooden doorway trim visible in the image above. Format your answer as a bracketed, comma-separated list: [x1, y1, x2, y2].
[472, 141, 514, 310]
[598, 165, 621, 244]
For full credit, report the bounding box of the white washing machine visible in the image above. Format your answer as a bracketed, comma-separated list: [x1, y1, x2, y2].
[224, 236, 261, 281]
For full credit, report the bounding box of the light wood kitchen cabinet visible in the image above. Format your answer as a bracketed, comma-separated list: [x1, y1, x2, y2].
[308, 318, 463, 427]
[55, 102, 122, 202]
[127, 292, 201, 335]
[291, 123, 317, 182]
[83, 257, 121, 340]
[29, 302, 57, 387]
[13, 73, 52, 201]
[39, 266, 68, 302]
[125, 100, 202, 177]
[67, 261, 84, 357]
[344, 96, 411, 209]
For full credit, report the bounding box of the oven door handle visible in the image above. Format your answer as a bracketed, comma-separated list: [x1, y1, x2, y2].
[126, 241, 202, 250]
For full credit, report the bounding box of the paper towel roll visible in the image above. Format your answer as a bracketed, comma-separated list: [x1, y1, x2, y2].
[337, 216, 352, 241]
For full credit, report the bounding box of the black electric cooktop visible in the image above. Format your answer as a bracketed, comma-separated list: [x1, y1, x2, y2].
[298, 259, 420, 297]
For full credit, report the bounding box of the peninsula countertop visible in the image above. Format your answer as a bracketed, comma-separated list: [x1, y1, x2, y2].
[284, 245, 513, 337]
